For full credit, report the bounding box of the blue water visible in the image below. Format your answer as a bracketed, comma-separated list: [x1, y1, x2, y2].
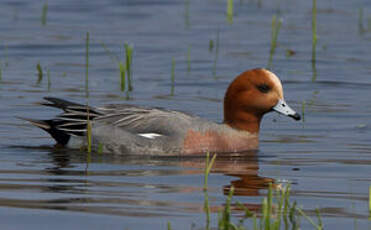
[0, 0, 371, 229]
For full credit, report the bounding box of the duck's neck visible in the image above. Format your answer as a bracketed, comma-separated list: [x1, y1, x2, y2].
[223, 112, 262, 134]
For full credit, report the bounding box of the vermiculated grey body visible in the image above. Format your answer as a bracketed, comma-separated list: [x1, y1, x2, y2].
[23, 97, 251, 155]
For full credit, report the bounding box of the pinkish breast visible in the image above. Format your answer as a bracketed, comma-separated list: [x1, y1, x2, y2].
[182, 129, 259, 155]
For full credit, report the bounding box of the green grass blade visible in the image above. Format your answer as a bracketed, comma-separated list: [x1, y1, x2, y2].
[312, 0, 317, 63]
[302, 100, 306, 122]
[47, 68, 51, 91]
[124, 43, 133, 91]
[184, 0, 190, 28]
[87, 113, 92, 153]
[227, 0, 233, 24]
[315, 208, 323, 229]
[171, 57, 175, 96]
[212, 26, 220, 78]
[268, 15, 282, 69]
[209, 39, 214, 52]
[187, 45, 191, 73]
[36, 62, 43, 84]
[85, 32, 89, 97]
[297, 207, 321, 230]
[203, 152, 216, 230]
[119, 62, 126, 91]
[97, 143, 103, 154]
[41, 2, 48, 26]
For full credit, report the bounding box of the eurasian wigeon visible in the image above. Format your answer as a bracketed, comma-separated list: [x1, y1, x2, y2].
[22, 68, 300, 155]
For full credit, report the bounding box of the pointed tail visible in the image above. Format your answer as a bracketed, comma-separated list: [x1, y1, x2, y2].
[17, 116, 71, 146]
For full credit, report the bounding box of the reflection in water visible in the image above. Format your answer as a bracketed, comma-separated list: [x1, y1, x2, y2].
[178, 152, 274, 196]
[46, 148, 274, 198]
[1, 146, 274, 216]
[311, 61, 317, 82]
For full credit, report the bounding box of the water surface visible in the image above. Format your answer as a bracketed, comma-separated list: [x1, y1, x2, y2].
[0, 0, 371, 229]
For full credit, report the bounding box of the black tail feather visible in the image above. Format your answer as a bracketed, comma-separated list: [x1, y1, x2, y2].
[18, 97, 103, 145]
[18, 117, 71, 145]
[42, 97, 84, 110]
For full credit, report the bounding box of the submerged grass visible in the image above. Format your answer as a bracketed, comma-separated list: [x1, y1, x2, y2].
[358, 7, 366, 34]
[227, 0, 233, 24]
[187, 45, 191, 73]
[212, 26, 220, 78]
[41, 2, 48, 26]
[171, 57, 175, 96]
[204, 152, 217, 230]
[369, 185, 371, 215]
[47, 68, 51, 91]
[85, 32, 90, 97]
[119, 62, 126, 92]
[267, 15, 282, 69]
[97, 143, 104, 154]
[312, 0, 317, 63]
[86, 107, 92, 153]
[184, 0, 190, 28]
[302, 100, 306, 122]
[36, 62, 43, 84]
[209, 39, 214, 52]
[171, 154, 325, 230]
[311, 59, 317, 82]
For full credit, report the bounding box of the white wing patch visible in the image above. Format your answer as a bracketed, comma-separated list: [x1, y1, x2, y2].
[138, 133, 163, 139]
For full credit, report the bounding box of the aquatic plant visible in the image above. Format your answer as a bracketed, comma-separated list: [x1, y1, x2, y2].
[369, 185, 371, 214]
[119, 62, 126, 92]
[4, 45, 8, 67]
[97, 143, 104, 154]
[302, 100, 306, 122]
[36, 62, 43, 84]
[312, 0, 317, 63]
[257, 0, 262, 8]
[179, 153, 324, 230]
[311, 59, 317, 82]
[227, 0, 233, 24]
[86, 108, 92, 153]
[47, 68, 51, 91]
[358, 7, 365, 33]
[187, 45, 191, 73]
[124, 43, 133, 91]
[268, 15, 282, 69]
[212, 27, 220, 78]
[209, 39, 214, 52]
[171, 57, 175, 96]
[101, 42, 120, 63]
[41, 2, 48, 26]
[101, 42, 133, 93]
[184, 0, 190, 28]
[204, 152, 217, 230]
[85, 32, 90, 97]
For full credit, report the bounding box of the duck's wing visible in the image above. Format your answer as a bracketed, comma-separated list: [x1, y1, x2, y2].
[22, 97, 197, 145]
[94, 104, 195, 136]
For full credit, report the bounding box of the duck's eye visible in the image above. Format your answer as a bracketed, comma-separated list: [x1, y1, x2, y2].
[257, 84, 271, 93]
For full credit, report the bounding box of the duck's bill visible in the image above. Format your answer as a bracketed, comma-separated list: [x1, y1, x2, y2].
[272, 99, 301, 121]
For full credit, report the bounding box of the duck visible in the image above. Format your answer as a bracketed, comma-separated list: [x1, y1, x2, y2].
[21, 68, 300, 155]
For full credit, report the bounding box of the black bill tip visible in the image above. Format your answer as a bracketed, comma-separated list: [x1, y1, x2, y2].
[289, 113, 301, 121]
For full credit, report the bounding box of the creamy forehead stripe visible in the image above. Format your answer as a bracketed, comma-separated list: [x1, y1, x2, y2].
[262, 69, 283, 98]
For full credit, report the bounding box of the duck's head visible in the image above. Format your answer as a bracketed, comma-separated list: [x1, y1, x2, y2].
[223, 68, 301, 133]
